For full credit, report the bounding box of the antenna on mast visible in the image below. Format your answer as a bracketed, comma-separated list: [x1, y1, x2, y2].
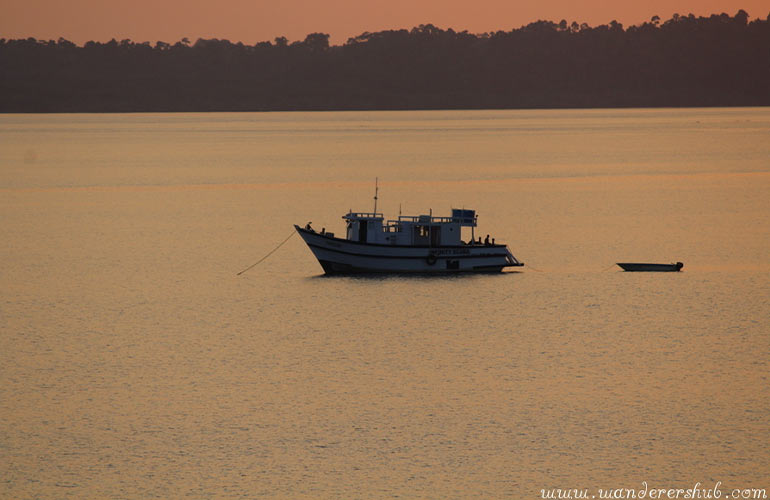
[373, 177, 379, 214]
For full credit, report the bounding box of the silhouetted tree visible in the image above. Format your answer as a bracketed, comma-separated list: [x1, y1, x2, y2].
[302, 33, 330, 51]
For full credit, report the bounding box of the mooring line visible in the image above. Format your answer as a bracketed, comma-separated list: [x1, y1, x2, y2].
[524, 263, 617, 273]
[236, 230, 296, 276]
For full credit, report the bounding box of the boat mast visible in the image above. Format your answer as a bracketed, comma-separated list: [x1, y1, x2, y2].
[373, 177, 379, 214]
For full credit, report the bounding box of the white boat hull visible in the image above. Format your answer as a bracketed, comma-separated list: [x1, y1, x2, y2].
[617, 262, 683, 272]
[295, 226, 523, 274]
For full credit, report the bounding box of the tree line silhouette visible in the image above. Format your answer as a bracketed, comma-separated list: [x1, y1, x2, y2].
[1, 10, 768, 112]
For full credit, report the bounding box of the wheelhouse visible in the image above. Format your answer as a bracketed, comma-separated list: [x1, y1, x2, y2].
[343, 209, 478, 246]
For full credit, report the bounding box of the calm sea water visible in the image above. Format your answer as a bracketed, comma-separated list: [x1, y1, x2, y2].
[1, 109, 769, 499]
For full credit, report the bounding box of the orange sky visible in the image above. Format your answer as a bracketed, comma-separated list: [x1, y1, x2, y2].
[2, 0, 767, 45]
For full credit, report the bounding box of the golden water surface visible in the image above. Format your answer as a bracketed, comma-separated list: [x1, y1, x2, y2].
[1, 109, 769, 498]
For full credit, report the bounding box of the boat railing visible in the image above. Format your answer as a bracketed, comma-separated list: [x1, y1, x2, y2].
[393, 215, 477, 227]
[396, 215, 456, 224]
[343, 212, 383, 220]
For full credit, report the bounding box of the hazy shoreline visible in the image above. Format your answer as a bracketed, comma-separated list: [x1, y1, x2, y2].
[2, 11, 769, 113]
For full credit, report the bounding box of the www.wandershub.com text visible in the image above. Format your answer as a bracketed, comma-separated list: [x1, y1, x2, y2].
[541, 482, 767, 499]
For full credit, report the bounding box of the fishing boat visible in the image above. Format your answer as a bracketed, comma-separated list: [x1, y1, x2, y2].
[295, 206, 524, 275]
[616, 262, 684, 272]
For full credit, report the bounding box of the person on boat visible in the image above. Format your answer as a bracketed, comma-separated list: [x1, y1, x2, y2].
[320, 227, 326, 235]
[305, 222, 313, 231]
[478, 236, 482, 245]
[492, 238, 495, 245]
[484, 235, 490, 245]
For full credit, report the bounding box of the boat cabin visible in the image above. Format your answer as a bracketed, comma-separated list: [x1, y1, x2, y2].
[343, 209, 478, 246]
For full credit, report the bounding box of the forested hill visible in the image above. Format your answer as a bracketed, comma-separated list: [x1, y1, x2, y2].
[1, 11, 769, 112]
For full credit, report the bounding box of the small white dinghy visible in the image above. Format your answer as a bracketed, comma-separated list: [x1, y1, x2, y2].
[616, 262, 684, 272]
